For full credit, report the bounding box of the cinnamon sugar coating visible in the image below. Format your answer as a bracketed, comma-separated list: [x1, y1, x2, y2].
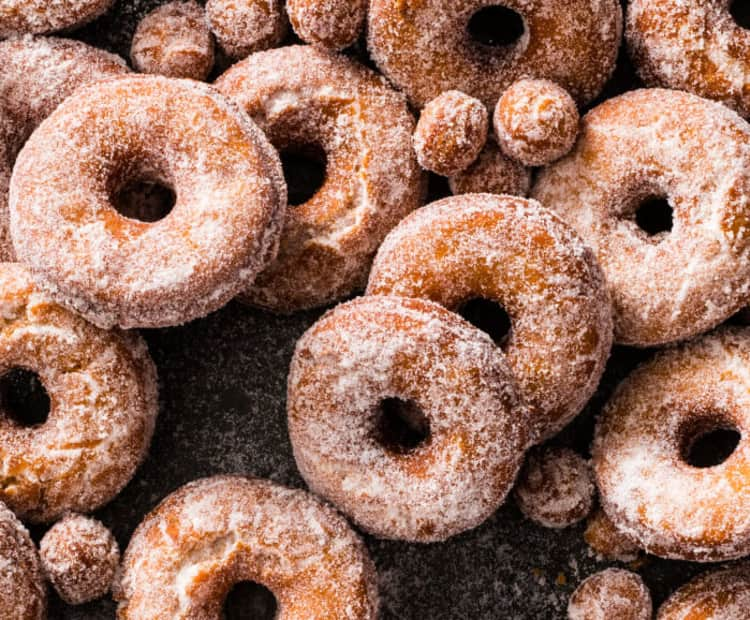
[130, 1, 214, 81]
[215, 45, 424, 313]
[657, 565, 750, 619]
[568, 569, 651, 620]
[0, 0, 114, 37]
[10, 74, 286, 329]
[584, 508, 641, 563]
[40, 514, 120, 605]
[594, 327, 750, 562]
[287, 0, 366, 51]
[0, 263, 158, 523]
[448, 137, 530, 197]
[205, 0, 287, 60]
[115, 475, 378, 619]
[533, 88, 750, 347]
[367, 195, 612, 441]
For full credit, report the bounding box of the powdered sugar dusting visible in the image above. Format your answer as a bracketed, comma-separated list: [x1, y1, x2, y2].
[0, 0, 114, 37]
[568, 568, 651, 620]
[287, 0, 366, 51]
[205, 0, 287, 59]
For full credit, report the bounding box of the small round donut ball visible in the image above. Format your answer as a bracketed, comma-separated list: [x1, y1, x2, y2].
[414, 90, 488, 177]
[287, 0, 366, 50]
[40, 514, 120, 605]
[206, 0, 287, 60]
[584, 508, 641, 563]
[449, 137, 531, 197]
[514, 446, 595, 529]
[568, 569, 652, 620]
[130, 1, 214, 81]
[494, 79, 580, 167]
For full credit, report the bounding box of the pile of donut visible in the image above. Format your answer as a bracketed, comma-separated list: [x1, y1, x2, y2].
[1, 0, 750, 617]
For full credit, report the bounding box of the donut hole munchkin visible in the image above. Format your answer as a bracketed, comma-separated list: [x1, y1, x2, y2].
[374, 397, 431, 454]
[110, 174, 177, 223]
[634, 195, 673, 237]
[680, 419, 742, 469]
[279, 143, 328, 207]
[223, 581, 278, 620]
[467, 6, 525, 48]
[730, 0, 750, 29]
[0, 368, 50, 427]
[458, 298, 512, 346]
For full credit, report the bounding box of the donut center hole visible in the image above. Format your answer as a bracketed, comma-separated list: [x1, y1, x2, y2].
[112, 177, 176, 222]
[280, 144, 327, 206]
[0, 368, 50, 427]
[375, 397, 430, 453]
[468, 6, 525, 47]
[634, 195, 673, 236]
[731, 0, 750, 29]
[458, 298, 512, 346]
[223, 581, 278, 620]
[682, 425, 741, 468]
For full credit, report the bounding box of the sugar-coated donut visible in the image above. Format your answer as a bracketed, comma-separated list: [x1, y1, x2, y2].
[367, 0, 622, 109]
[130, 1, 214, 81]
[205, 0, 287, 59]
[657, 565, 750, 620]
[215, 45, 423, 313]
[568, 569, 652, 620]
[627, 0, 750, 118]
[40, 513, 120, 605]
[533, 88, 750, 347]
[0, 501, 46, 619]
[288, 295, 529, 542]
[10, 74, 286, 329]
[494, 79, 579, 167]
[414, 90, 488, 177]
[0, 0, 113, 37]
[287, 0, 366, 51]
[0, 263, 158, 522]
[367, 194, 612, 441]
[584, 508, 641, 563]
[448, 137, 530, 197]
[115, 475, 378, 619]
[0, 35, 128, 262]
[514, 446, 594, 529]
[594, 327, 750, 562]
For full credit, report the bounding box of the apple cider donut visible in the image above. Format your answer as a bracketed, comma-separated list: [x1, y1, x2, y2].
[367, 194, 612, 441]
[568, 569, 652, 620]
[584, 508, 641, 563]
[10, 74, 286, 329]
[215, 45, 423, 313]
[0, 263, 158, 523]
[115, 475, 378, 620]
[533, 89, 750, 347]
[657, 565, 750, 620]
[287, 0, 366, 51]
[0, 0, 114, 37]
[288, 295, 529, 542]
[594, 327, 750, 562]
[367, 0, 622, 109]
[205, 0, 287, 60]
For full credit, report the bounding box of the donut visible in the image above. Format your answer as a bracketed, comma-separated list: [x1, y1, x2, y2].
[205, 0, 287, 60]
[513, 446, 594, 529]
[215, 45, 423, 313]
[494, 78, 579, 167]
[114, 475, 378, 619]
[0, 501, 46, 619]
[367, 0, 622, 109]
[10, 74, 286, 329]
[568, 569, 652, 620]
[593, 327, 750, 562]
[448, 137, 530, 197]
[584, 508, 641, 563]
[0, 262, 158, 522]
[0, 0, 113, 37]
[40, 513, 120, 605]
[414, 90, 488, 177]
[657, 565, 750, 620]
[287, 0, 366, 51]
[288, 295, 529, 542]
[130, 1, 214, 81]
[627, 0, 750, 118]
[533, 88, 750, 347]
[0, 36, 128, 262]
[366, 194, 612, 441]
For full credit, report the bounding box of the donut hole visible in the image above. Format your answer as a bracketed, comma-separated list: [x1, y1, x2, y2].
[458, 298, 512, 346]
[223, 581, 278, 620]
[0, 368, 50, 427]
[681, 421, 741, 468]
[634, 195, 673, 237]
[111, 176, 176, 222]
[730, 0, 750, 29]
[468, 6, 525, 48]
[280, 143, 328, 206]
[374, 397, 430, 453]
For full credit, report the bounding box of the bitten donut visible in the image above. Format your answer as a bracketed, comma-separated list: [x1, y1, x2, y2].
[448, 137, 530, 197]
[205, 0, 287, 59]
[10, 74, 286, 329]
[367, 195, 612, 441]
[0, 0, 114, 37]
[287, 0, 366, 51]
[533, 88, 750, 347]
[115, 475, 378, 619]
[0, 501, 46, 619]
[568, 569, 651, 620]
[288, 295, 529, 542]
[657, 565, 750, 619]
[627, 0, 750, 118]
[0, 36, 128, 262]
[367, 0, 622, 109]
[0, 263, 158, 523]
[215, 45, 423, 313]
[594, 327, 750, 562]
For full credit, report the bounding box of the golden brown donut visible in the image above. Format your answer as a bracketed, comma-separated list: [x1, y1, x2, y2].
[584, 508, 641, 563]
[657, 565, 750, 620]
[448, 137, 531, 197]
[287, 0, 366, 51]
[115, 475, 378, 620]
[205, 0, 287, 59]
[568, 569, 652, 620]
[0, 0, 113, 37]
